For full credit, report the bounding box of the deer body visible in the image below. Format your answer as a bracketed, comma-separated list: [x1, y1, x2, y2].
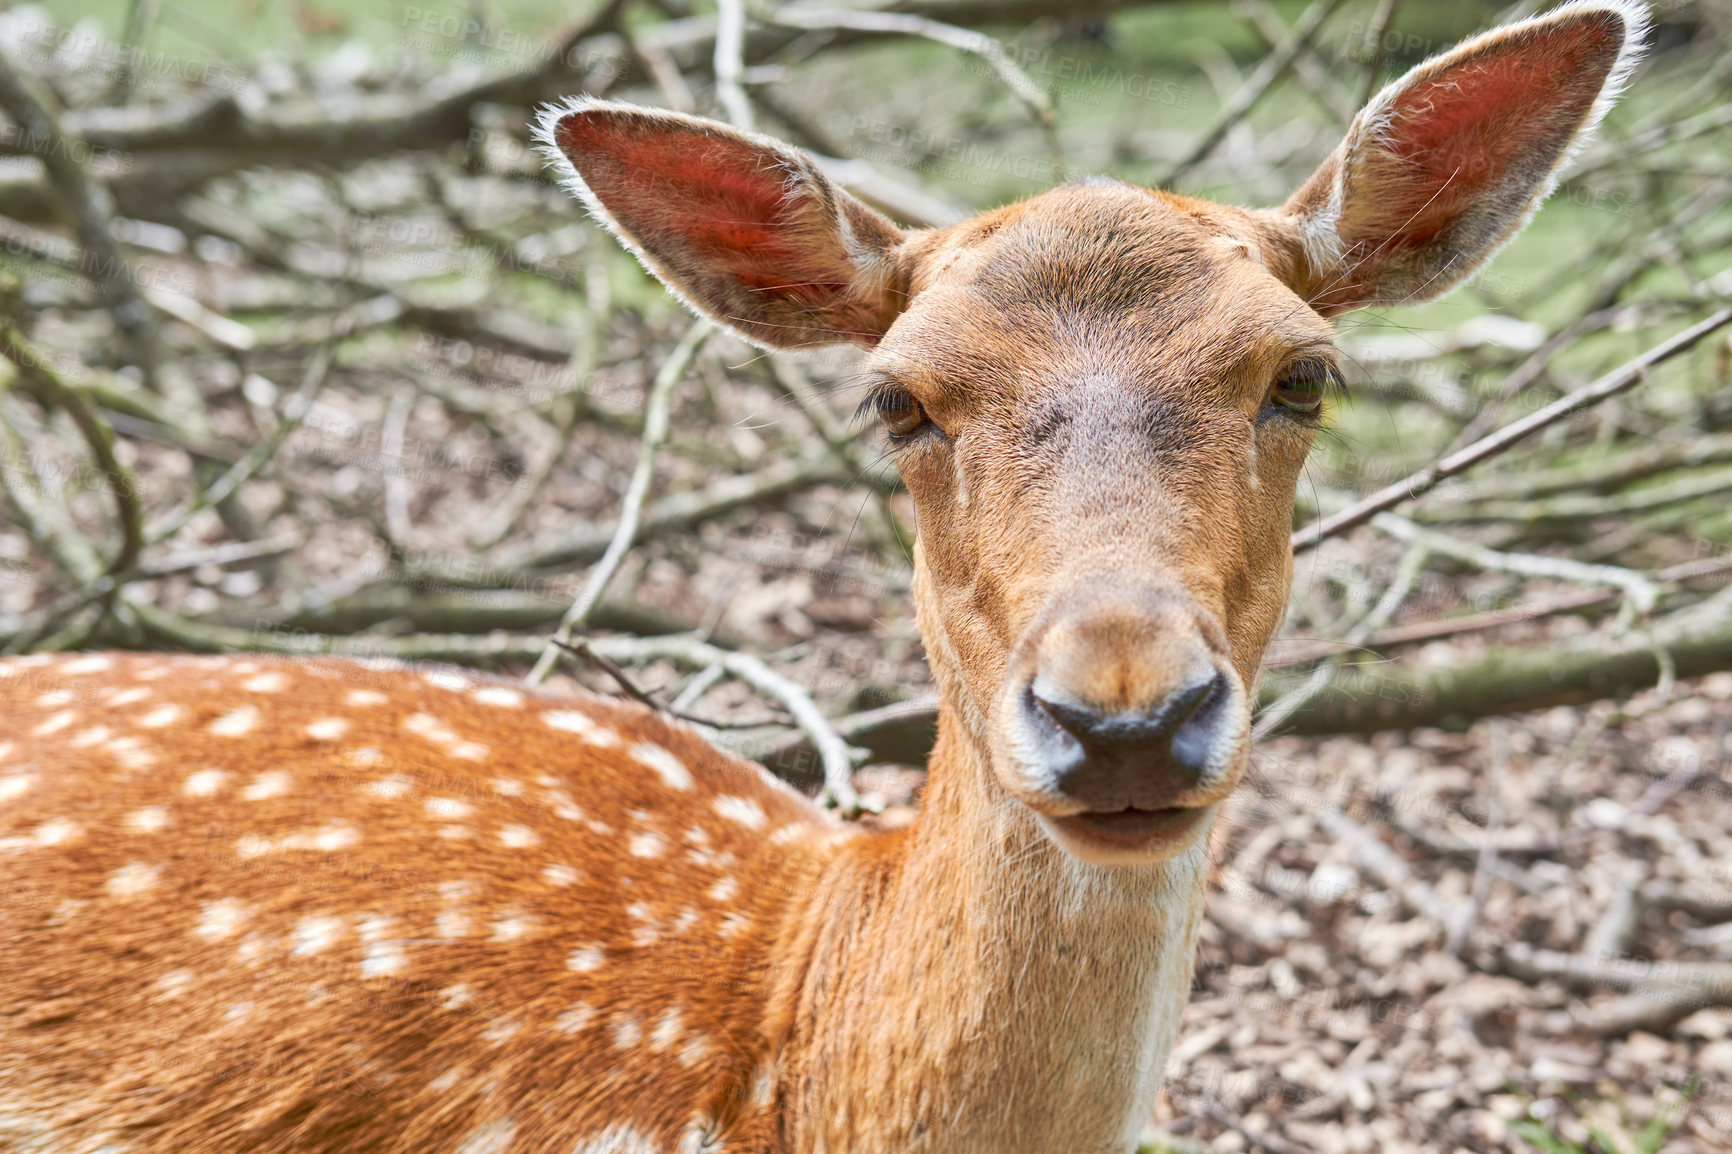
[0, 656, 1198, 1153]
[0, 4, 1645, 1151]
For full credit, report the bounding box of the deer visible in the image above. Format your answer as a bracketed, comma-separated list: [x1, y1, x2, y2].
[0, 3, 1645, 1151]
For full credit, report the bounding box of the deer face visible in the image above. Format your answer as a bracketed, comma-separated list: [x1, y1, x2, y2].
[538, 0, 1642, 867]
[871, 183, 1332, 863]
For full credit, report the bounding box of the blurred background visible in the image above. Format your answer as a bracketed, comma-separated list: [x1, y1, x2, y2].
[3, 0, 1731, 1150]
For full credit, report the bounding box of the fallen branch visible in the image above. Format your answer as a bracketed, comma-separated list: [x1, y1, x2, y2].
[1271, 553, 1732, 665]
[1292, 307, 1732, 552]
[1499, 941, 1732, 1002]
[750, 694, 941, 773]
[1263, 589, 1732, 735]
[1371, 513, 1659, 618]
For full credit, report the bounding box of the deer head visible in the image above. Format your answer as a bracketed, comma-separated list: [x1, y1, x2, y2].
[538, 0, 1645, 876]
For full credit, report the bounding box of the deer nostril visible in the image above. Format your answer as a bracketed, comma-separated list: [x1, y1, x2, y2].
[1031, 674, 1213, 748]
[1168, 670, 1231, 777]
[1026, 669, 1230, 784]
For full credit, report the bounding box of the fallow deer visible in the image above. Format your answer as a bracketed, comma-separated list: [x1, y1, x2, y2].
[0, 3, 1646, 1150]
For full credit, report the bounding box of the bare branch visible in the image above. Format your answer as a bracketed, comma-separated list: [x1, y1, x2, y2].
[528, 319, 713, 683]
[714, 0, 755, 129]
[1293, 307, 1732, 553]
[1160, 0, 1352, 187]
[767, 5, 1054, 124]
[0, 52, 164, 391]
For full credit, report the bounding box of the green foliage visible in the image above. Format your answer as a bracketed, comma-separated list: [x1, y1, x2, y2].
[1510, 1077, 1700, 1154]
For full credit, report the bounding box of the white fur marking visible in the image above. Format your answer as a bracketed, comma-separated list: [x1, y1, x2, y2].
[197, 899, 248, 941]
[712, 795, 766, 829]
[292, 915, 345, 956]
[499, 824, 539, 849]
[61, 655, 113, 675]
[306, 717, 350, 740]
[184, 769, 228, 797]
[631, 742, 693, 791]
[126, 805, 171, 833]
[611, 1014, 642, 1049]
[543, 710, 622, 748]
[543, 863, 580, 886]
[209, 706, 260, 737]
[33, 710, 77, 736]
[457, 1120, 516, 1154]
[105, 862, 161, 897]
[629, 831, 668, 859]
[566, 945, 605, 973]
[242, 771, 292, 800]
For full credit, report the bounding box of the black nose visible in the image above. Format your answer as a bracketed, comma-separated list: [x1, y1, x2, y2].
[1024, 670, 1233, 807]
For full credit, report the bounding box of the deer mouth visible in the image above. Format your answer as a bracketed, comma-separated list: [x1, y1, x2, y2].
[1045, 805, 1210, 858]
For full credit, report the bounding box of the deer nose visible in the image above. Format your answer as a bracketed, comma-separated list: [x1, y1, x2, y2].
[1031, 670, 1225, 777]
[1016, 664, 1239, 812]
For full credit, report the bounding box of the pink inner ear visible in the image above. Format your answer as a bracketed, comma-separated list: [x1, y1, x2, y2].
[1372, 16, 1624, 248]
[555, 114, 836, 305]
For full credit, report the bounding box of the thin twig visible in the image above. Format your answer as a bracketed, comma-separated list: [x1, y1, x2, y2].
[554, 638, 790, 729]
[1371, 513, 1659, 620]
[0, 393, 104, 582]
[1445, 718, 1506, 957]
[528, 319, 713, 683]
[0, 323, 143, 577]
[1254, 541, 1426, 738]
[584, 632, 862, 813]
[1292, 307, 1732, 552]
[382, 385, 417, 550]
[1354, 0, 1399, 107]
[1160, 0, 1351, 187]
[1272, 552, 1732, 664]
[145, 331, 339, 546]
[767, 6, 1054, 124]
[714, 0, 755, 129]
[1314, 806, 1455, 926]
[0, 52, 164, 393]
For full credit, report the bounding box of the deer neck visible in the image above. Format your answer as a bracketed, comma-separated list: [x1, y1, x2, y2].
[776, 708, 1210, 1154]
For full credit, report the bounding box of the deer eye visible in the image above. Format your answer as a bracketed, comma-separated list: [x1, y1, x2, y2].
[1271, 361, 1339, 415]
[874, 387, 928, 437]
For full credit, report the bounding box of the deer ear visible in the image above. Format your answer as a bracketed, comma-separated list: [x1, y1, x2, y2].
[535, 98, 913, 349]
[1274, 0, 1647, 315]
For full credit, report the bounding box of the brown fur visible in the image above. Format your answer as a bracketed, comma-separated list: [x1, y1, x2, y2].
[2, 5, 1644, 1151]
